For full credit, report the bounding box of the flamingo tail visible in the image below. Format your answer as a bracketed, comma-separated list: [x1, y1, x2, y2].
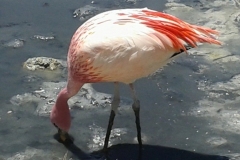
[132, 9, 221, 52]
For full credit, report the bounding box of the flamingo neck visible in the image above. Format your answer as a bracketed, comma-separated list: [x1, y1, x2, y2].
[55, 88, 69, 109]
[50, 81, 84, 132]
[55, 81, 85, 109]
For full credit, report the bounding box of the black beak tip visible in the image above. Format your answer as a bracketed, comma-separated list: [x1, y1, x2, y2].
[52, 124, 74, 145]
[53, 133, 74, 145]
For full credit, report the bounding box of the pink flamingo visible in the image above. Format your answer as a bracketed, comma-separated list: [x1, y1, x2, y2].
[50, 8, 221, 150]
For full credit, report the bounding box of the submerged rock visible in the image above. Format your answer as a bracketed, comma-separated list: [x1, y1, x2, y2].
[206, 74, 240, 95]
[188, 73, 240, 134]
[6, 147, 57, 160]
[206, 137, 228, 147]
[73, 5, 101, 21]
[164, 2, 240, 148]
[233, 12, 240, 27]
[10, 93, 40, 106]
[227, 153, 240, 160]
[125, 0, 139, 4]
[3, 39, 25, 48]
[22, 75, 43, 83]
[88, 124, 127, 151]
[23, 57, 67, 71]
[10, 82, 132, 117]
[32, 35, 55, 41]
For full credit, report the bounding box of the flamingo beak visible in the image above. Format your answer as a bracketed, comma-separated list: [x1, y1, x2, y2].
[53, 123, 74, 144]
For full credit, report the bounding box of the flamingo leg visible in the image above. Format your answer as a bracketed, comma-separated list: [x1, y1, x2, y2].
[103, 82, 120, 151]
[129, 83, 142, 149]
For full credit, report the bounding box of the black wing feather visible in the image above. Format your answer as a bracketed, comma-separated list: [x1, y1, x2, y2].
[170, 46, 192, 58]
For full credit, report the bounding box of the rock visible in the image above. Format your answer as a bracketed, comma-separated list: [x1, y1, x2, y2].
[23, 57, 67, 71]
[3, 39, 25, 48]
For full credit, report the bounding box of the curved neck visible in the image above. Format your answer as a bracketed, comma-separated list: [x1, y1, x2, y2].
[51, 80, 84, 132]
[55, 81, 84, 109]
[55, 88, 69, 109]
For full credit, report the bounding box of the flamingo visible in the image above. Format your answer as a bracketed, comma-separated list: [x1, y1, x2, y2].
[50, 8, 221, 151]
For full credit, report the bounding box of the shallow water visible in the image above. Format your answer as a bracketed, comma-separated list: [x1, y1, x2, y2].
[1, 0, 240, 160]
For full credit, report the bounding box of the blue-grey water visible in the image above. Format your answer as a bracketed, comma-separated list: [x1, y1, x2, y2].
[0, 0, 240, 160]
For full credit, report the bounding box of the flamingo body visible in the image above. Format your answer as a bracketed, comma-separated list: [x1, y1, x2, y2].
[67, 8, 220, 84]
[50, 8, 221, 149]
